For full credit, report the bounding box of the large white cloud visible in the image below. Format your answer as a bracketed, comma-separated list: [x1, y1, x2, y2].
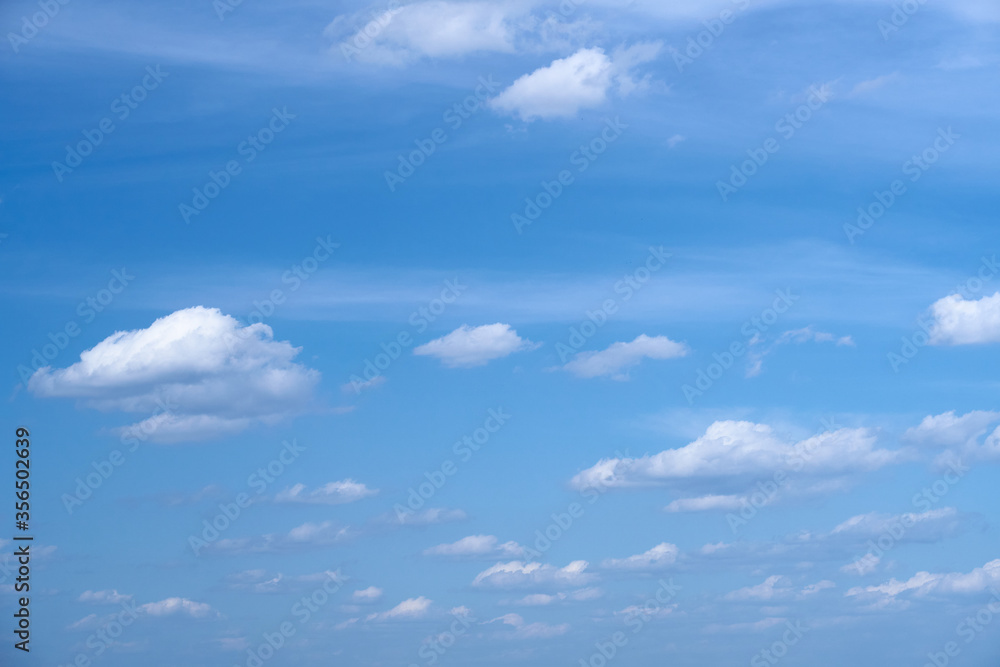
[490, 44, 660, 120]
[570, 420, 901, 491]
[27, 307, 319, 443]
[562, 334, 688, 379]
[847, 559, 1000, 599]
[927, 292, 1000, 345]
[414, 323, 536, 367]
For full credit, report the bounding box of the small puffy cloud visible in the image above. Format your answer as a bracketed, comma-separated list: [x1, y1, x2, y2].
[602, 543, 678, 571]
[571, 420, 900, 491]
[488, 613, 571, 639]
[801, 580, 836, 596]
[472, 560, 595, 589]
[725, 575, 793, 601]
[414, 323, 536, 367]
[562, 334, 688, 380]
[353, 586, 383, 602]
[274, 480, 377, 505]
[926, 292, 1000, 345]
[366, 597, 432, 622]
[27, 307, 319, 443]
[847, 559, 1000, 599]
[392, 507, 468, 526]
[209, 521, 353, 554]
[849, 73, 898, 97]
[79, 590, 132, 604]
[140, 598, 216, 619]
[490, 43, 660, 120]
[424, 535, 525, 558]
[903, 410, 1000, 464]
[842, 555, 881, 576]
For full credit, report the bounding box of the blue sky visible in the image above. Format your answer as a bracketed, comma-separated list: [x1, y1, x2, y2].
[2, 0, 1000, 665]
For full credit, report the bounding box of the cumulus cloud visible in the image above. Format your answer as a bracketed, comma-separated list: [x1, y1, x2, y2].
[365, 597, 433, 622]
[488, 612, 571, 639]
[926, 292, 1000, 345]
[571, 420, 900, 491]
[490, 44, 660, 120]
[472, 560, 595, 589]
[725, 575, 793, 601]
[903, 410, 1000, 463]
[27, 307, 319, 443]
[208, 521, 354, 554]
[79, 590, 132, 604]
[327, 1, 521, 65]
[414, 323, 536, 367]
[274, 480, 378, 505]
[602, 543, 678, 570]
[561, 334, 688, 379]
[424, 535, 526, 558]
[140, 597, 216, 618]
[847, 559, 1000, 599]
[353, 586, 383, 602]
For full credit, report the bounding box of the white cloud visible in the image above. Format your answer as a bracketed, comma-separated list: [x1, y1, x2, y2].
[602, 543, 678, 570]
[847, 559, 1000, 599]
[353, 586, 383, 602]
[78, 590, 132, 604]
[210, 520, 353, 554]
[488, 612, 571, 639]
[902, 410, 1000, 463]
[366, 597, 432, 621]
[665, 493, 756, 513]
[327, 1, 519, 65]
[561, 334, 688, 379]
[392, 507, 468, 526]
[414, 323, 536, 367]
[747, 326, 853, 377]
[848, 73, 898, 97]
[926, 292, 1000, 345]
[472, 560, 595, 589]
[27, 307, 319, 443]
[424, 535, 525, 558]
[274, 480, 378, 505]
[509, 588, 602, 606]
[571, 420, 900, 490]
[140, 597, 215, 618]
[801, 580, 836, 596]
[490, 44, 660, 120]
[725, 575, 793, 601]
